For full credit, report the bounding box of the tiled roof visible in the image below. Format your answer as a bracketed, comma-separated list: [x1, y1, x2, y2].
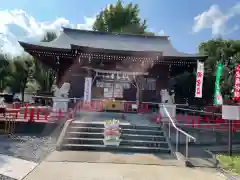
[19, 27, 206, 58]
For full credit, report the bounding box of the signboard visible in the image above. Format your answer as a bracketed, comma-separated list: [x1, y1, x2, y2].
[234, 65, 240, 100]
[222, 105, 240, 120]
[195, 61, 204, 98]
[84, 77, 92, 102]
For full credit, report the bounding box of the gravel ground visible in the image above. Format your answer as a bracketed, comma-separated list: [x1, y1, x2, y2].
[0, 122, 63, 163]
[0, 134, 58, 163]
[0, 122, 64, 179]
[0, 174, 17, 180]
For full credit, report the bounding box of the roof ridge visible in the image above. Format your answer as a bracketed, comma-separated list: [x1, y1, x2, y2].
[62, 27, 169, 40]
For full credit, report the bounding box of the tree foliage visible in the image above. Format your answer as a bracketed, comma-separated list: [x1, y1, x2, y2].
[199, 40, 240, 101]
[172, 39, 240, 106]
[93, 0, 152, 35]
[6, 56, 34, 102]
[0, 31, 58, 103]
[41, 31, 57, 42]
[0, 54, 10, 92]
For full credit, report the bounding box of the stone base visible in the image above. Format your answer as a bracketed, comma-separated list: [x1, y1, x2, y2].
[159, 104, 176, 118]
[52, 98, 69, 113]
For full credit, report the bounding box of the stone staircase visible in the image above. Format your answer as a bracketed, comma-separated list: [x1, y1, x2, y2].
[59, 121, 171, 154]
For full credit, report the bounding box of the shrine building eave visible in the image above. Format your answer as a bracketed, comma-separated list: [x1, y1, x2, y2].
[18, 41, 74, 59]
[18, 27, 207, 61]
[70, 44, 163, 57]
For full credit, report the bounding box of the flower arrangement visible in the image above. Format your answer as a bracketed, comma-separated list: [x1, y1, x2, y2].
[103, 119, 121, 146]
[0, 97, 6, 112]
[0, 97, 5, 108]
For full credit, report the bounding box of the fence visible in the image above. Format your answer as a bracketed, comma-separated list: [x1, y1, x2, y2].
[4, 113, 17, 135]
[0, 110, 17, 136]
[3, 99, 239, 133]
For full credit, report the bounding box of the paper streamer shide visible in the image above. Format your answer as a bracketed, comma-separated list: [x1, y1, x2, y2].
[195, 61, 204, 98]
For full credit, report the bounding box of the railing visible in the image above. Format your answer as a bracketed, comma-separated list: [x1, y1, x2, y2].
[175, 107, 236, 132]
[162, 104, 196, 161]
[176, 107, 222, 116]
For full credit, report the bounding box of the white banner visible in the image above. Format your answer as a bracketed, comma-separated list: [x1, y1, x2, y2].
[84, 77, 92, 102]
[195, 61, 204, 98]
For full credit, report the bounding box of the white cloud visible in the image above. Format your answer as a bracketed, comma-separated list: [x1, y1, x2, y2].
[0, 9, 164, 56]
[148, 28, 165, 36]
[156, 29, 165, 36]
[0, 9, 95, 55]
[192, 3, 240, 36]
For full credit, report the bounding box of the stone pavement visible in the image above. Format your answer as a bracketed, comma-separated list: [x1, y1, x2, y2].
[23, 161, 226, 180]
[0, 154, 37, 180]
[44, 151, 182, 166]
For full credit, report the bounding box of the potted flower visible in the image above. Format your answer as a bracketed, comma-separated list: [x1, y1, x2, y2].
[103, 119, 121, 146]
[104, 119, 120, 129]
[0, 97, 6, 114]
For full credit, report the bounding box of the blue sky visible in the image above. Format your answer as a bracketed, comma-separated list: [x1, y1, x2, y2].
[0, 0, 240, 53]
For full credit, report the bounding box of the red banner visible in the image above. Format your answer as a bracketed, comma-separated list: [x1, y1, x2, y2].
[195, 61, 204, 98]
[234, 65, 240, 100]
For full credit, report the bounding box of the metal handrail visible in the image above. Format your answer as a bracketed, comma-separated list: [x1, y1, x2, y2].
[163, 105, 196, 140]
[162, 104, 196, 161]
[176, 107, 222, 116]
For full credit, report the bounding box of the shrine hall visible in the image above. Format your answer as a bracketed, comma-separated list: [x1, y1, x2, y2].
[19, 28, 207, 103]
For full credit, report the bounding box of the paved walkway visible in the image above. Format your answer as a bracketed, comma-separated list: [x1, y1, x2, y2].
[45, 151, 181, 166]
[23, 161, 226, 180]
[0, 154, 37, 180]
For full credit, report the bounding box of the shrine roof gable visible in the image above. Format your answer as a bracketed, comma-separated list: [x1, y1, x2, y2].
[19, 27, 206, 59]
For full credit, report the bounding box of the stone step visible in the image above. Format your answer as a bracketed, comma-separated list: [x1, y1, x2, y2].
[63, 137, 169, 148]
[68, 127, 164, 136]
[70, 122, 161, 131]
[67, 132, 166, 141]
[60, 143, 171, 153]
[120, 139, 169, 148]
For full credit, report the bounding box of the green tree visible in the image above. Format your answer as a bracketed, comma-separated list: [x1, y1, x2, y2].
[0, 53, 10, 92]
[171, 39, 240, 106]
[41, 31, 57, 42]
[199, 39, 240, 102]
[93, 0, 151, 35]
[7, 56, 34, 103]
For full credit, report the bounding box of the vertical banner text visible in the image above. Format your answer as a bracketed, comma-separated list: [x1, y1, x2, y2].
[234, 65, 240, 100]
[84, 77, 92, 102]
[195, 61, 204, 98]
